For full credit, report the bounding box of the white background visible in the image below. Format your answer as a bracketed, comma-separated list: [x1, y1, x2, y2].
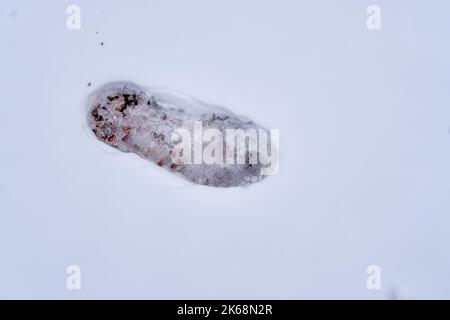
[1, 0, 450, 299]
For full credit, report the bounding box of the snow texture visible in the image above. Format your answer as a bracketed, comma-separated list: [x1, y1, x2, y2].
[88, 82, 270, 187]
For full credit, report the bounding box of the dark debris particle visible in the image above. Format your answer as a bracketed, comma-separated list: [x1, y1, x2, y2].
[87, 82, 268, 188]
[115, 104, 127, 112]
[91, 108, 104, 122]
[91, 106, 103, 122]
[147, 97, 158, 106]
[217, 115, 229, 121]
[87, 82, 92, 87]
[100, 42, 104, 46]
[107, 135, 116, 142]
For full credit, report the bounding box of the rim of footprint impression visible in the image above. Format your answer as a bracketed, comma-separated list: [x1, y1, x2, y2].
[87, 82, 279, 188]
